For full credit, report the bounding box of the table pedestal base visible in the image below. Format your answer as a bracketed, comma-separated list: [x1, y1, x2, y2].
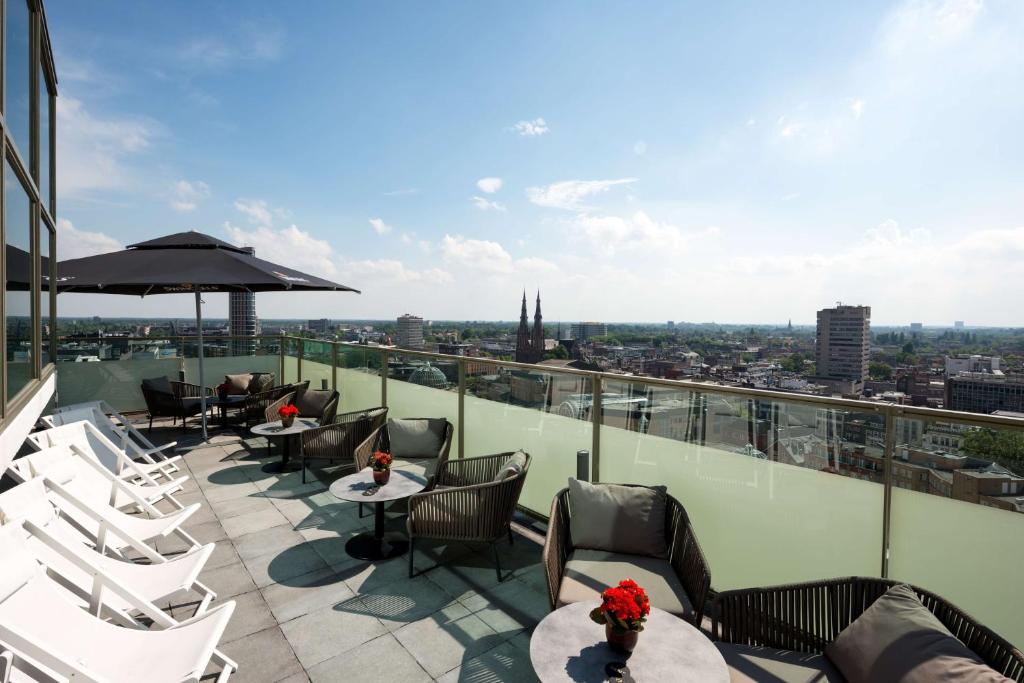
[263, 461, 302, 474]
[345, 533, 408, 561]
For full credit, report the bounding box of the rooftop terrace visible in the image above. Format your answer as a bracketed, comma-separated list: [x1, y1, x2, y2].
[148, 421, 549, 683]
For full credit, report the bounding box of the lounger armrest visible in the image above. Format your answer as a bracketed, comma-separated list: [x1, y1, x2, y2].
[1, 650, 11, 683]
[0, 626, 109, 683]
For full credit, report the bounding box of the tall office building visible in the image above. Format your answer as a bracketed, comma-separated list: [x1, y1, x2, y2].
[397, 314, 424, 350]
[229, 247, 258, 356]
[946, 374, 1024, 415]
[570, 322, 608, 341]
[815, 305, 871, 386]
[307, 319, 330, 336]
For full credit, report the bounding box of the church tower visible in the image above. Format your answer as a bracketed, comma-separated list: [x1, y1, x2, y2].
[530, 291, 544, 362]
[515, 291, 532, 362]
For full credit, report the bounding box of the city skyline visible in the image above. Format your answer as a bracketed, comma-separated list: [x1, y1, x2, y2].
[51, 0, 1024, 324]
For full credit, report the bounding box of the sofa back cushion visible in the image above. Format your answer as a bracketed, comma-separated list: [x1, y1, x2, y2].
[825, 584, 1013, 683]
[248, 373, 275, 394]
[492, 451, 529, 482]
[225, 373, 253, 395]
[296, 389, 334, 418]
[388, 418, 446, 458]
[567, 479, 668, 558]
[142, 376, 173, 396]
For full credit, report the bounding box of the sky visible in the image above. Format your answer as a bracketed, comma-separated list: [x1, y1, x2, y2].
[49, 0, 1024, 326]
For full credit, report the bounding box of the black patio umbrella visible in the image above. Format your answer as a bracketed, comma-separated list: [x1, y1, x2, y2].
[57, 230, 359, 439]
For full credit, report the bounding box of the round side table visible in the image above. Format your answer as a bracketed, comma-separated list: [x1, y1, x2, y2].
[329, 467, 427, 561]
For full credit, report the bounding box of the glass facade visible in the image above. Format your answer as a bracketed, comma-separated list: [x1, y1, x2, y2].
[39, 64, 54, 212]
[5, 162, 33, 401]
[5, 0, 31, 164]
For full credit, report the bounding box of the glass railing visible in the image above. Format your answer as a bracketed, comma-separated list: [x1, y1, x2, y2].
[56, 333, 1024, 646]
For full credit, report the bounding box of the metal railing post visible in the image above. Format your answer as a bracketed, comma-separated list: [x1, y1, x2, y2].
[331, 341, 338, 392]
[457, 357, 466, 459]
[591, 374, 602, 482]
[296, 338, 304, 382]
[380, 348, 388, 408]
[279, 336, 285, 381]
[881, 404, 896, 578]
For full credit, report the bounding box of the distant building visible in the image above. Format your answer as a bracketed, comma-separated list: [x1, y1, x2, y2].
[814, 304, 870, 389]
[910, 322, 923, 333]
[396, 314, 424, 350]
[229, 249, 258, 356]
[515, 291, 545, 363]
[307, 318, 330, 335]
[570, 322, 608, 341]
[667, 321, 675, 331]
[954, 320, 965, 329]
[945, 354, 1001, 378]
[946, 373, 1024, 415]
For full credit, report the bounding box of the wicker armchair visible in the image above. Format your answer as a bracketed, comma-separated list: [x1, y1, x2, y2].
[407, 451, 531, 581]
[713, 576, 1024, 681]
[353, 418, 454, 486]
[140, 377, 212, 432]
[265, 388, 338, 425]
[245, 381, 308, 427]
[542, 485, 712, 628]
[297, 407, 388, 483]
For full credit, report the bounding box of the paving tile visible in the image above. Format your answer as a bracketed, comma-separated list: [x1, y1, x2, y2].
[260, 567, 356, 624]
[436, 640, 541, 683]
[459, 578, 549, 639]
[200, 559, 258, 600]
[219, 626, 304, 683]
[222, 507, 290, 539]
[180, 503, 218, 528]
[206, 539, 242, 571]
[420, 548, 506, 602]
[235, 525, 307, 562]
[181, 519, 228, 545]
[221, 590, 278, 644]
[281, 596, 387, 669]
[307, 633, 432, 683]
[210, 492, 276, 520]
[274, 674, 310, 683]
[203, 480, 261, 504]
[394, 601, 505, 678]
[243, 542, 329, 589]
[354, 574, 455, 633]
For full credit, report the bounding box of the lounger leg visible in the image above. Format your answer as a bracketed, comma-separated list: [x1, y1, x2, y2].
[149, 417, 154, 433]
[492, 542, 504, 583]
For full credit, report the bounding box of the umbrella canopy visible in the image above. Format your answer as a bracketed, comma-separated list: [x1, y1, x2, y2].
[57, 230, 358, 295]
[56, 230, 359, 441]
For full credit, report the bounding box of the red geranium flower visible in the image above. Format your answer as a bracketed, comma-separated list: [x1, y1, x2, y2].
[590, 579, 650, 632]
[278, 404, 299, 418]
[370, 451, 393, 471]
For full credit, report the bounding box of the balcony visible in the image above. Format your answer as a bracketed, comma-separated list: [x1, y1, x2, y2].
[46, 333, 1024, 677]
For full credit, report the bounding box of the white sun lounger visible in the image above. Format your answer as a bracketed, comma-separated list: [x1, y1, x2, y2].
[44, 402, 181, 476]
[7, 446, 201, 561]
[0, 479, 217, 621]
[0, 524, 237, 683]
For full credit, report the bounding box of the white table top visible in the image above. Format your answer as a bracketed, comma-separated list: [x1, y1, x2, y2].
[250, 418, 319, 437]
[529, 601, 728, 682]
[329, 467, 428, 504]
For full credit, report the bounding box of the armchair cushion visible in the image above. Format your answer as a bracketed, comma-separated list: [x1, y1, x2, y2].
[388, 418, 445, 458]
[715, 644, 844, 682]
[567, 479, 668, 557]
[225, 373, 253, 395]
[825, 584, 1012, 683]
[142, 376, 173, 396]
[557, 548, 694, 622]
[295, 389, 333, 418]
[247, 372, 275, 394]
[493, 451, 529, 482]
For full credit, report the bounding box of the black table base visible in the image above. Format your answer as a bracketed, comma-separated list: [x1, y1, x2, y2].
[345, 533, 409, 561]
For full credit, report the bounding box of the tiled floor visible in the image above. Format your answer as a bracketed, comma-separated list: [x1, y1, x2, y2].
[147, 423, 548, 683]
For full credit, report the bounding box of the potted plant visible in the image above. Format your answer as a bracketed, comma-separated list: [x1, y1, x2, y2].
[277, 403, 299, 428]
[589, 579, 650, 653]
[216, 382, 231, 401]
[370, 450, 393, 485]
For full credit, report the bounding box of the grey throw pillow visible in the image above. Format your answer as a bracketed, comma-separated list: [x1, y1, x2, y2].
[492, 451, 529, 482]
[142, 376, 173, 395]
[247, 372, 275, 393]
[567, 479, 668, 558]
[388, 418, 445, 458]
[825, 584, 1013, 683]
[295, 389, 333, 417]
[224, 373, 253, 395]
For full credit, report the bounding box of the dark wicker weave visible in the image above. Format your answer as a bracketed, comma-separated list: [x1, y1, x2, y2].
[407, 451, 531, 581]
[542, 485, 712, 628]
[713, 576, 1024, 681]
[297, 407, 388, 483]
[353, 418, 454, 486]
[141, 379, 212, 433]
[265, 388, 339, 425]
[246, 381, 308, 427]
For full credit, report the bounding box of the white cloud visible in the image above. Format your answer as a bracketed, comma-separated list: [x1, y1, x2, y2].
[400, 232, 414, 246]
[471, 196, 506, 212]
[849, 98, 866, 119]
[440, 234, 557, 275]
[343, 259, 453, 285]
[526, 178, 637, 211]
[56, 218, 124, 259]
[476, 177, 503, 193]
[56, 96, 159, 198]
[234, 198, 274, 226]
[633, 141, 648, 155]
[369, 218, 393, 235]
[570, 210, 719, 257]
[177, 24, 284, 70]
[223, 222, 338, 278]
[382, 188, 419, 196]
[169, 179, 210, 212]
[512, 118, 550, 137]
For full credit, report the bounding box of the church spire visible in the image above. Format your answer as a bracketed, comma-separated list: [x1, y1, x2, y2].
[530, 290, 544, 361]
[516, 290, 533, 362]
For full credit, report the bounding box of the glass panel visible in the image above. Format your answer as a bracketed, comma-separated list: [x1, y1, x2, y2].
[39, 222, 51, 365]
[888, 416, 1024, 646]
[463, 361, 591, 515]
[386, 351, 459, 456]
[5, 161, 34, 401]
[39, 66, 52, 211]
[300, 340, 332, 391]
[5, 0, 32, 164]
[336, 344, 382, 414]
[600, 378, 885, 590]
[181, 337, 281, 389]
[282, 337, 299, 384]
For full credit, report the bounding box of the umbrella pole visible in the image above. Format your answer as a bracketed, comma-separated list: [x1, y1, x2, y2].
[195, 290, 209, 442]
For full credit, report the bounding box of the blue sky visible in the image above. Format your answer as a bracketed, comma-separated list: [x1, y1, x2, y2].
[51, 0, 1024, 325]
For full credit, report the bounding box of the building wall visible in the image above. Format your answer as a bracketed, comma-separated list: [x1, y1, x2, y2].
[815, 305, 870, 383]
[397, 314, 424, 350]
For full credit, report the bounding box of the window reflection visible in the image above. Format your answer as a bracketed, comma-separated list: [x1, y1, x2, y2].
[39, 66, 53, 212]
[6, 162, 34, 401]
[5, 0, 32, 165]
[40, 222, 52, 366]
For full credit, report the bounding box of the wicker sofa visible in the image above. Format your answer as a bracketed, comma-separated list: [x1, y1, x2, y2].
[542, 484, 712, 628]
[712, 577, 1024, 682]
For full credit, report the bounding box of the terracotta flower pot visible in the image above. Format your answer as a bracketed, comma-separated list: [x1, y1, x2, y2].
[605, 624, 639, 654]
[281, 415, 296, 428]
[373, 469, 391, 485]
